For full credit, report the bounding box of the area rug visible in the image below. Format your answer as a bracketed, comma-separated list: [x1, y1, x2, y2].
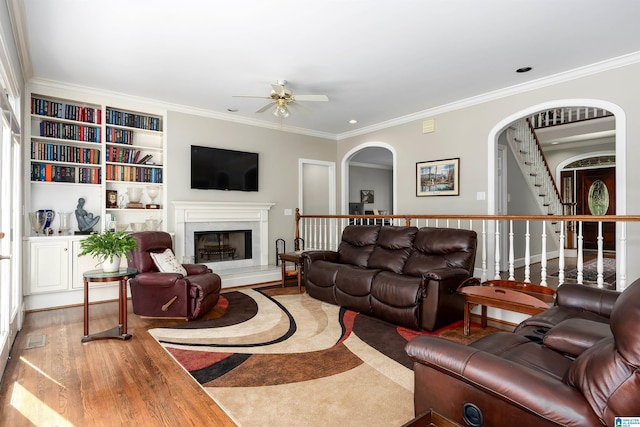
[551, 257, 616, 285]
[148, 289, 496, 427]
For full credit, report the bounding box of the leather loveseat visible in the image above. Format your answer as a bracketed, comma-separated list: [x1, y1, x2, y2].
[302, 225, 478, 331]
[405, 277, 640, 427]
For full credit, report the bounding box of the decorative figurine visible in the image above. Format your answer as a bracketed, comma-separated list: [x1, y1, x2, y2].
[74, 197, 100, 234]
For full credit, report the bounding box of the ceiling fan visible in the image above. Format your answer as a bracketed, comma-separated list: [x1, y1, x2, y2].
[233, 80, 328, 118]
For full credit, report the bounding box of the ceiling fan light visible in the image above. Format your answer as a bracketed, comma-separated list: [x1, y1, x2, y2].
[274, 105, 290, 118]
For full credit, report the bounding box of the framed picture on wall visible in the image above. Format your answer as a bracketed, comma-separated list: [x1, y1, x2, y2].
[360, 190, 374, 203]
[416, 158, 460, 196]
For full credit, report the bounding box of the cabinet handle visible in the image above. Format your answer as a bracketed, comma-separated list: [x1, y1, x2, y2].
[64, 248, 68, 251]
[0, 254, 11, 260]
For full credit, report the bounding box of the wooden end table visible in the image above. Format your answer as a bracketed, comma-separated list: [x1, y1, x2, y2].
[82, 267, 137, 342]
[279, 251, 304, 292]
[457, 279, 556, 336]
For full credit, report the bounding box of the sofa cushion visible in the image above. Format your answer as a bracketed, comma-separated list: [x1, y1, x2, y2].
[335, 265, 378, 313]
[337, 225, 380, 267]
[368, 226, 417, 273]
[403, 227, 477, 277]
[371, 271, 422, 329]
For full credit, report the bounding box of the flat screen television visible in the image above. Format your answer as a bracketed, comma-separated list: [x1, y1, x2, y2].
[190, 145, 259, 191]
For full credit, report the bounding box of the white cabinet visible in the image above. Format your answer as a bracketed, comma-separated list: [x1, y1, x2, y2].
[26, 238, 70, 294]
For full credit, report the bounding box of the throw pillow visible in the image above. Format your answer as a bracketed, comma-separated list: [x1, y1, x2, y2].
[150, 248, 187, 276]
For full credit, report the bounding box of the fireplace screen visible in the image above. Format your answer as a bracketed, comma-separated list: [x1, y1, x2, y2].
[194, 230, 252, 264]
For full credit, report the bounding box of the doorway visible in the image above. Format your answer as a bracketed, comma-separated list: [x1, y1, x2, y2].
[576, 166, 616, 250]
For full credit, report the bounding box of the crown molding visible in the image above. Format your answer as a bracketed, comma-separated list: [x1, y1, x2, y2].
[27, 78, 337, 141]
[336, 51, 640, 141]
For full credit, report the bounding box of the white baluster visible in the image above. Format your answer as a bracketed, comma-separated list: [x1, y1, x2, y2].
[481, 220, 487, 282]
[524, 220, 531, 283]
[540, 221, 547, 286]
[619, 222, 626, 291]
[494, 223, 501, 280]
[597, 221, 604, 288]
[577, 221, 584, 284]
[558, 220, 565, 286]
[508, 220, 515, 280]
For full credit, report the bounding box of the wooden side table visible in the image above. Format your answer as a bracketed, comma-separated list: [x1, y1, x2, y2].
[279, 251, 304, 292]
[457, 279, 556, 336]
[82, 267, 137, 342]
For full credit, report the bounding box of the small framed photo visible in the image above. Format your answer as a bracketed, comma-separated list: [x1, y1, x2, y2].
[416, 158, 460, 196]
[106, 190, 118, 208]
[360, 190, 374, 204]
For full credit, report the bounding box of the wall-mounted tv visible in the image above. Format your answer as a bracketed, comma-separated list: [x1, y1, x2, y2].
[191, 145, 259, 192]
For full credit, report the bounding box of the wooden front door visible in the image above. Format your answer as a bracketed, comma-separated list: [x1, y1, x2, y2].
[576, 167, 615, 250]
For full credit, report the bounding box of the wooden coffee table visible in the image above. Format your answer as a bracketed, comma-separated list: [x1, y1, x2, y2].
[457, 279, 556, 336]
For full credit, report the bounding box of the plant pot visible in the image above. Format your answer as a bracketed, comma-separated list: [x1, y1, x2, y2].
[102, 256, 121, 273]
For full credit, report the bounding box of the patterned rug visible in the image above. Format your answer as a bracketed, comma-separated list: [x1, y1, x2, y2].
[551, 257, 616, 285]
[148, 288, 496, 427]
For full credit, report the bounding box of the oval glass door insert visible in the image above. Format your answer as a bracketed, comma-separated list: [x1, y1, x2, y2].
[588, 179, 609, 215]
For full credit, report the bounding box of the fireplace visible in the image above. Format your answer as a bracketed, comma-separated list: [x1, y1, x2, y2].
[172, 201, 275, 275]
[194, 230, 252, 264]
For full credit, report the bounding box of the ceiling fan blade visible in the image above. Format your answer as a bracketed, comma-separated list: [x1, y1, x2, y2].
[292, 94, 329, 102]
[271, 83, 286, 97]
[232, 95, 271, 99]
[256, 102, 275, 113]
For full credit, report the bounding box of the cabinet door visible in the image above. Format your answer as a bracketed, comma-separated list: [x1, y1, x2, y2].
[27, 240, 70, 294]
[71, 239, 99, 289]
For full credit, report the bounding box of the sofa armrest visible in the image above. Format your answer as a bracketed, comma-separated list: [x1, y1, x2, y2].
[134, 272, 182, 286]
[423, 267, 471, 282]
[542, 318, 612, 357]
[302, 250, 339, 263]
[183, 264, 211, 275]
[556, 283, 620, 318]
[406, 336, 601, 426]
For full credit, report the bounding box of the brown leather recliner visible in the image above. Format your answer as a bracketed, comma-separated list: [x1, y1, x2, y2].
[405, 277, 640, 427]
[128, 231, 221, 319]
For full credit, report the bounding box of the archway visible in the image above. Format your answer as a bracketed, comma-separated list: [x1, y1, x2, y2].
[487, 99, 626, 286]
[341, 143, 397, 215]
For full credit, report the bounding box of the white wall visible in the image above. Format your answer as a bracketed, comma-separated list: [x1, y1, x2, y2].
[165, 111, 336, 264]
[338, 62, 640, 282]
[348, 165, 393, 213]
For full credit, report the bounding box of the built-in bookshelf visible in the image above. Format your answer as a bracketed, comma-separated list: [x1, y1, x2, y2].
[27, 94, 165, 236]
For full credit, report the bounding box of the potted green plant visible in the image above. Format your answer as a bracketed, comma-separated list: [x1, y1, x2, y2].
[78, 230, 139, 273]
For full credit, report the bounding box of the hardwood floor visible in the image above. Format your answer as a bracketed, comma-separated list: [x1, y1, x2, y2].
[0, 257, 613, 426]
[0, 298, 238, 426]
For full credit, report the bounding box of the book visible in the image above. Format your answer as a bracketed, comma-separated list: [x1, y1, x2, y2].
[137, 154, 152, 164]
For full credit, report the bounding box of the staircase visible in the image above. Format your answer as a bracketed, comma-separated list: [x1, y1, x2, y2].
[505, 106, 613, 217]
[506, 118, 563, 216]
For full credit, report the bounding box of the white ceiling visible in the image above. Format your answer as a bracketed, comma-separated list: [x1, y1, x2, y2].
[10, 0, 640, 139]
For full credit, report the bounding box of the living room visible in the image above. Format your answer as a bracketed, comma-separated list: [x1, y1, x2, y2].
[2, 1, 640, 426]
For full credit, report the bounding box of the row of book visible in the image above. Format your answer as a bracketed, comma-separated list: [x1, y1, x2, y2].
[31, 142, 100, 164]
[106, 108, 162, 131]
[31, 97, 101, 124]
[106, 127, 135, 145]
[31, 163, 101, 184]
[39, 120, 101, 142]
[105, 164, 163, 183]
[106, 146, 155, 164]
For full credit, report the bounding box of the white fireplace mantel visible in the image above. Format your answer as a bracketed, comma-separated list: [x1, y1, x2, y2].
[172, 201, 275, 267]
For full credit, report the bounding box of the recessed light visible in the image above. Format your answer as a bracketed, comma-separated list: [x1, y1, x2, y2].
[516, 67, 532, 73]
[227, 108, 238, 112]
[348, 119, 358, 124]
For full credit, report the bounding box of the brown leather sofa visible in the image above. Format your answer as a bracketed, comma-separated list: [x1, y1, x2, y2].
[513, 282, 619, 346]
[128, 231, 221, 319]
[303, 225, 477, 331]
[405, 277, 640, 427]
